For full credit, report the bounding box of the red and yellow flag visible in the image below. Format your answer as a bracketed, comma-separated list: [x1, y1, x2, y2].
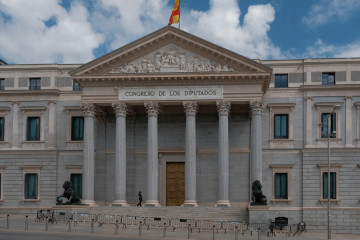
[168, 0, 180, 25]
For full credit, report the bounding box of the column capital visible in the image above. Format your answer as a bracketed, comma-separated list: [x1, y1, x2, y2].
[145, 102, 160, 116]
[250, 101, 264, 115]
[81, 103, 97, 117]
[183, 101, 198, 115]
[216, 101, 231, 115]
[112, 102, 127, 116]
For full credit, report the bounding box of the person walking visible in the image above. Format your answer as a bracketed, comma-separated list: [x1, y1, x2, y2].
[137, 191, 142, 206]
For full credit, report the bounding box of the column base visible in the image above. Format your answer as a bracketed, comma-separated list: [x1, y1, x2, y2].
[144, 200, 161, 207]
[111, 200, 129, 207]
[215, 200, 231, 207]
[182, 200, 198, 207]
[81, 200, 97, 206]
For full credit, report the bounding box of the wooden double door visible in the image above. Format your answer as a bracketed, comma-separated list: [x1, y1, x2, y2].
[166, 162, 185, 206]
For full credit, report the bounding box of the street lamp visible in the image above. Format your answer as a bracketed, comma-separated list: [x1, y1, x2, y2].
[322, 105, 341, 240]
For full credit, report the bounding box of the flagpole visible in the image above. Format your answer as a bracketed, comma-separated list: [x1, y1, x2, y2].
[178, 0, 180, 30]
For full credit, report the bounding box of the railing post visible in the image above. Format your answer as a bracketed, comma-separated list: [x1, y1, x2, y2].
[91, 219, 94, 234]
[235, 226, 238, 240]
[25, 216, 29, 230]
[163, 222, 166, 238]
[45, 217, 48, 231]
[68, 218, 72, 232]
[139, 221, 142, 236]
[115, 220, 119, 235]
[6, 214, 10, 229]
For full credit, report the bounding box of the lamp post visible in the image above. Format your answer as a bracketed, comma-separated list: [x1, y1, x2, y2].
[324, 105, 341, 240]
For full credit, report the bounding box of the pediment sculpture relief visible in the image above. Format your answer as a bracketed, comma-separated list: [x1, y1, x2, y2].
[109, 45, 234, 74]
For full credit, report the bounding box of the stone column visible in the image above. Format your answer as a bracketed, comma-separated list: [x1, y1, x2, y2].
[216, 101, 231, 207]
[48, 100, 55, 149]
[80, 103, 97, 205]
[112, 102, 128, 206]
[144, 102, 161, 206]
[183, 101, 198, 207]
[345, 97, 353, 147]
[250, 101, 264, 186]
[12, 102, 19, 148]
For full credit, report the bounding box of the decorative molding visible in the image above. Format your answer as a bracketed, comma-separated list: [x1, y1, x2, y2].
[216, 101, 231, 115]
[112, 102, 127, 116]
[80, 103, 97, 117]
[250, 101, 264, 114]
[109, 45, 234, 74]
[145, 102, 160, 116]
[183, 101, 198, 115]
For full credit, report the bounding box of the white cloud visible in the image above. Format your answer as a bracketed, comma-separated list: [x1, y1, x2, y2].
[305, 39, 360, 58]
[0, 0, 282, 63]
[302, 0, 360, 28]
[0, 0, 104, 63]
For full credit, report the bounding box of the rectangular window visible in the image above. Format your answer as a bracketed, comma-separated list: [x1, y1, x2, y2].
[0, 173, 2, 199]
[70, 174, 82, 199]
[73, 81, 83, 91]
[71, 117, 84, 141]
[274, 114, 288, 139]
[323, 172, 336, 199]
[275, 74, 288, 88]
[275, 173, 288, 199]
[0, 117, 4, 141]
[321, 113, 336, 138]
[27, 117, 40, 141]
[0, 78, 4, 90]
[29, 78, 41, 90]
[24, 173, 38, 199]
[322, 73, 335, 85]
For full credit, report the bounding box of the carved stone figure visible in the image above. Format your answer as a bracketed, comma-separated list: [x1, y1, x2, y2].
[56, 181, 81, 205]
[251, 180, 267, 205]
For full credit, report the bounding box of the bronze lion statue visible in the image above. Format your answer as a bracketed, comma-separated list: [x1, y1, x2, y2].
[251, 180, 267, 205]
[56, 181, 81, 205]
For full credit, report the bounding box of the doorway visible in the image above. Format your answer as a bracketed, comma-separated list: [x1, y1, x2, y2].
[166, 162, 185, 206]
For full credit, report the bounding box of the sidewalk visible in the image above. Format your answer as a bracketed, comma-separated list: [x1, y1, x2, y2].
[1, 215, 359, 240]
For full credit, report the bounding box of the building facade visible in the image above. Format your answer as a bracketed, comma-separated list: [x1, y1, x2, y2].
[0, 27, 360, 233]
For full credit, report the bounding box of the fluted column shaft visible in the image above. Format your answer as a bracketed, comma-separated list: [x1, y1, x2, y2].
[183, 101, 198, 207]
[216, 101, 231, 207]
[81, 103, 96, 205]
[112, 102, 128, 206]
[145, 102, 160, 206]
[250, 101, 264, 186]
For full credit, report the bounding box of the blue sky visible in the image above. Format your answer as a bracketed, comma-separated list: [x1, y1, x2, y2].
[1, 0, 360, 64]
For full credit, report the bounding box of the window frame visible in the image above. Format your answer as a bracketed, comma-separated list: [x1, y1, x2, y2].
[321, 112, 337, 138]
[318, 164, 340, 202]
[0, 107, 10, 145]
[66, 165, 82, 199]
[71, 116, 84, 141]
[20, 106, 46, 147]
[267, 103, 295, 149]
[322, 72, 335, 85]
[315, 103, 342, 143]
[26, 117, 40, 141]
[0, 78, 4, 90]
[355, 102, 360, 146]
[270, 164, 293, 202]
[29, 78, 41, 90]
[21, 166, 41, 202]
[274, 74, 288, 88]
[73, 81, 83, 91]
[64, 107, 84, 150]
[0, 166, 4, 201]
[274, 114, 289, 139]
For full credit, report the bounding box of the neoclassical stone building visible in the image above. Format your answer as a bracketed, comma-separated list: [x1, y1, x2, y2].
[0, 26, 360, 233]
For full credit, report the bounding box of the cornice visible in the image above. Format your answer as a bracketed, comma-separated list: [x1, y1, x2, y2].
[300, 84, 360, 92]
[0, 89, 60, 96]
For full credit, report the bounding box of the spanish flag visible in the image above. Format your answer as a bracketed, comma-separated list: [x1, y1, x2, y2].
[169, 0, 180, 25]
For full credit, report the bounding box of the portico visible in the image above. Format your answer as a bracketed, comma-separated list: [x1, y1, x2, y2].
[70, 26, 271, 206]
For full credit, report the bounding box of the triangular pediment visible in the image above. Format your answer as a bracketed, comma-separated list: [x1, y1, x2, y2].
[70, 26, 271, 77]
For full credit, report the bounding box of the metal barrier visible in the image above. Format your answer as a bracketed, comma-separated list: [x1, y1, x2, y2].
[54, 211, 73, 222]
[124, 215, 144, 228]
[144, 217, 169, 230]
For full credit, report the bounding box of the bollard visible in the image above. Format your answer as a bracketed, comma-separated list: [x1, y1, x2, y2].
[235, 226, 238, 240]
[45, 217, 48, 231]
[6, 215, 10, 229]
[25, 216, 29, 230]
[188, 224, 191, 239]
[91, 219, 94, 234]
[68, 218, 72, 232]
[258, 227, 260, 240]
[139, 221, 142, 237]
[212, 225, 215, 240]
[163, 222, 166, 238]
[115, 220, 119, 235]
